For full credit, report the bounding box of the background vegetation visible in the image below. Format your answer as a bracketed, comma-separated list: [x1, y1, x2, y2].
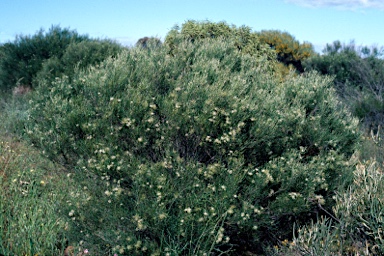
[304, 41, 384, 130]
[0, 21, 383, 255]
[258, 30, 314, 73]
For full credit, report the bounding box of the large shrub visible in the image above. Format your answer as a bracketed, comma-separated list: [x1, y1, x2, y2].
[26, 36, 360, 254]
[0, 25, 89, 90]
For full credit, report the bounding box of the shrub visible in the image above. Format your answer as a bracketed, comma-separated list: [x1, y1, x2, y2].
[135, 36, 162, 48]
[0, 25, 89, 91]
[165, 21, 315, 78]
[304, 41, 384, 131]
[34, 39, 123, 86]
[303, 41, 363, 91]
[258, 30, 315, 73]
[165, 20, 276, 60]
[26, 36, 360, 254]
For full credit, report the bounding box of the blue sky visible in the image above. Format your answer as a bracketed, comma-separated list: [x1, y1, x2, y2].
[1, 0, 383, 52]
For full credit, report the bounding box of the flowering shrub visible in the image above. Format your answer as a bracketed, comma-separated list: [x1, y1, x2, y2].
[26, 36, 360, 254]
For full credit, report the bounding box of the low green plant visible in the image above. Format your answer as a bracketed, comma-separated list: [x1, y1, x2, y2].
[270, 160, 384, 256]
[0, 91, 31, 138]
[333, 161, 384, 254]
[267, 217, 344, 256]
[0, 138, 69, 255]
[358, 125, 384, 164]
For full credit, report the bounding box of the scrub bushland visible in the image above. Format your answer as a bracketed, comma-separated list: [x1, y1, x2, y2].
[25, 35, 360, 254]
[0, 25, 123, 92]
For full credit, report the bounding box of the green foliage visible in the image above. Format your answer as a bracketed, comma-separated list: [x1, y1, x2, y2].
[0, 138, 69, 255]
[0, 25, 89, 90]
[274, 161, 384, 255]
[0, 91, 31, 137]
[268, 217, 343, 255]
[164, 21, 304, 81]
[34, 39, 123, 86]
[304, 41, 384, 131]
[304, 41, 362, 88]
[165, 20, 276, 60]
[25, 36, 360, 254]
[135, 36, 162, 48]
[258, 30, 315, 73]
[359, 127, 384, 164]
[333, 161, 384, 254]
